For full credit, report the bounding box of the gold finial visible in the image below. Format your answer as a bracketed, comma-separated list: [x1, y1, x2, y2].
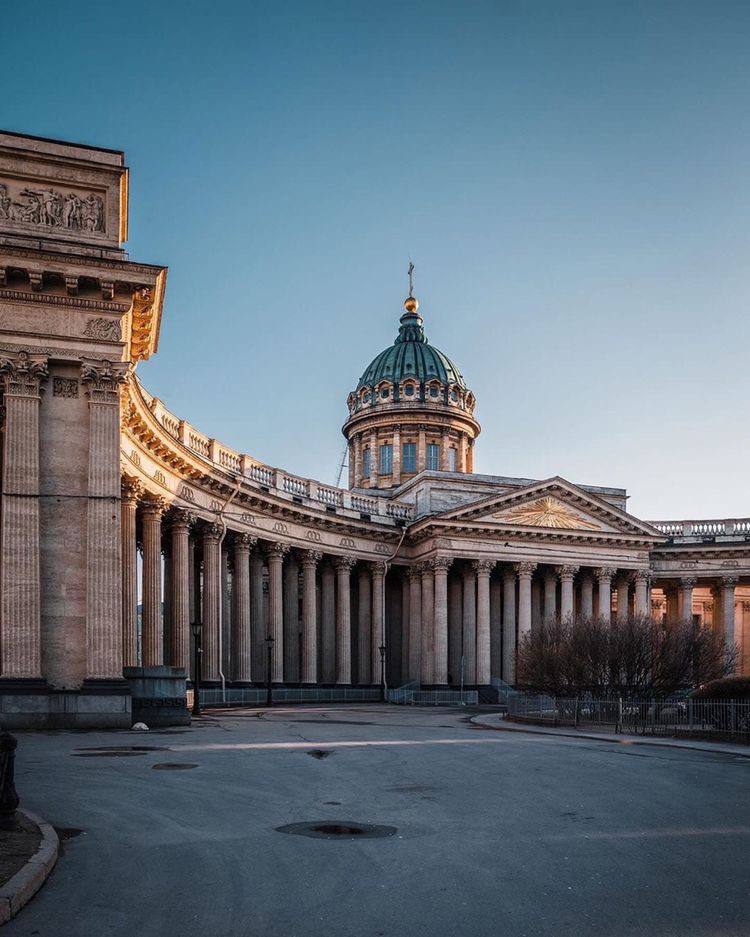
[404, 261, 419, 312]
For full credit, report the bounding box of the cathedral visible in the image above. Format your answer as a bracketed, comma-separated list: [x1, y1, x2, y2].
[0, 129, 748, 727]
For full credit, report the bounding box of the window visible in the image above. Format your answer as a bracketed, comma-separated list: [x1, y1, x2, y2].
[380, 387, 390, 399]
[379, 444, 393, 474]
[429, 385, 439, 398]
[450, 389, 459, 402]
[448, 448, 457, 471]
[402, 443, 416, 473]
[404, 384, 414, 397]
[363, 448, 372, 478]
[426, 443, 439, 471]
[362, 392, 371, 404]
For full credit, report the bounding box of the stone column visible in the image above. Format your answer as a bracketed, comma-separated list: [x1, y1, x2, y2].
[321, 562, 336, 683]
[531, 579, 542, 628]
[283, 552, 300, 682]
[490, 576, 502, 678]
[0, 353, 48, 680]
[543, 569, 557, 621]
[595, 567, 615, 623]
[458, 433, 468, 473]
[347, 442, 355, 488]
[370, 562, 386, 685]
[368, 432, 377, 486]
[391, 426, 401, 487]
[616, 573, 631, 622]
[634, 570, 651, 617]
[461, 566, 477, 684]
[353, 434, 363, 488]
[420, 562, 435, 684]
[678, 576, 696, 623]
[335, 556, 355, 684]
[266, 542, 288, 683]
[357, 565, 372, 685]
[417, 425, 427, 473]
[721, 576, 738, 648]
[432, 558, 450, 685]
[466, 439, 474, 473]
[440, 429, 451, 471]
[474, 560, 493, 685]
[579, 572, 594, 618]
[301, 550, 321, 684]
[502, 567, 517, 683]
[448, 574, 462, 683]
[250, 548, 265, 681]
[558, 565, 578, 621]
[141, 496, 166, 667]
[401, 571, 410, 681]
[515, 562, 536, 641]
[169, 509, 194, 673]
[201, 523, 222, 681]
[121, 477, 141, 668]
[232, 533, 255, 682]
[408, 566, 422, 681]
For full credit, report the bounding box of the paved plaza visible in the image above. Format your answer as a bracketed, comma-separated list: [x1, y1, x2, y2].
[5, 705, 750, 937]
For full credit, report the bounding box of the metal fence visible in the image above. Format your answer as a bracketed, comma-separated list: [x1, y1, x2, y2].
[198, 686, 383, 707]
[507, 695, 750, 743]
[386, 683, 478, 706]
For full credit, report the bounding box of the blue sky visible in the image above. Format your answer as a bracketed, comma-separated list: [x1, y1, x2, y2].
[3, 1, 749, 518]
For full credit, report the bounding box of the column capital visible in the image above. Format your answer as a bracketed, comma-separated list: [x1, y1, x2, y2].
[141, 494, 168, 518]
[0, 351, 48, 396]
[234, 532, 258, 552]
[721, 574, 739, 587]
[81, 358, 130, 404]
[595, 566, 617, 580]
[472, 558, 494, 576]
[167, 507, 195, 531]
[334, 555, 356, 572]
[407, 564, 421, 582]
[635, 569, 652, 583]
[514, 561, 537, 578]
[265, 541, 290, 559]
[201, 521, 223, 543]
[121, 475, 142, 505]
[370, 560, 388, 577]
[556, 564, 579, 580]
[679, 575, 697, 588]
[301, 549, 323, 566]
[431, 556, 453, 573]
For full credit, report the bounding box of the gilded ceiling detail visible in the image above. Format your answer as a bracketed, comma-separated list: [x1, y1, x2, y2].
[493, 496, 601, 530]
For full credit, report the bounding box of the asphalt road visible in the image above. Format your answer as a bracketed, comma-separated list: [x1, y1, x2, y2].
[6, 705, 750, 937]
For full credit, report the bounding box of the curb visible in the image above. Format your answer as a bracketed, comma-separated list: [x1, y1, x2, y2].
[0, 809, 59, 926]
[469, 714, 750, 758]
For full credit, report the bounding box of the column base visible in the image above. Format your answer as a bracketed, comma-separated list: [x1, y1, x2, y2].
[0, 680, 132, 729]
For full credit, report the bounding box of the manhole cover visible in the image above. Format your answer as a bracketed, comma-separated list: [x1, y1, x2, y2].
[152, 763, 198, 771]
[276, 821, 397, 840]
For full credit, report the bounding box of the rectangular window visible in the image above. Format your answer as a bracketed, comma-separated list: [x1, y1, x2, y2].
[448, 448, 457, 471]
[402, 442, 416, 473]
[426, 443, 440, 471]
[379, 444, 393, 474]
[363, 448, 371, 478]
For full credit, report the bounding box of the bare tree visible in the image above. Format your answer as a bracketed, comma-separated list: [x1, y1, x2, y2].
[516, 615, 736, 698]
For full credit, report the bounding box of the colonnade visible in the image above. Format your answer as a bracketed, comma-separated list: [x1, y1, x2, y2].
[120, 484, 746, 688]
[349, 425, 475, 488]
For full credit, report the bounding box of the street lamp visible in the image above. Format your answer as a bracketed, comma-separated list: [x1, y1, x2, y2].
[379, 644, 386, 702]
[265, 634, 275, 707]
[190, 620, 203, 717]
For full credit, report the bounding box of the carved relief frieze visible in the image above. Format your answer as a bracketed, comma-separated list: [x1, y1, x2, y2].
[0, 289, 128, 313]
[129, 449, 141, 467]
[240, 512, 256, 526]
[305, 529, 322, 542]
[53, 377, 78, 398]
[0, 179, 105, 234]
[83, 317, 121, 342]
[340, 537, 356, 548]
[273, 521, 290, 535]
[179, 486, 196, 503]
[153, 469, 166, 486]
[496, 496, 600, 531]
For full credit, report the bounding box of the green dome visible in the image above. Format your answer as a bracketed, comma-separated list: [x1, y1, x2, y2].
[356, 308, 466, 390]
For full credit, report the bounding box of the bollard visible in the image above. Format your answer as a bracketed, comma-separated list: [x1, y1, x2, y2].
[0, 731, 20, 829]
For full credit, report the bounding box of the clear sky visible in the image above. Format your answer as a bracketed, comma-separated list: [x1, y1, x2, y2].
[3, 1, 749, 519]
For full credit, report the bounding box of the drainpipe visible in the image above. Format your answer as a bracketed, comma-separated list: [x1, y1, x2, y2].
[381, 520, 409, 696]
[215, 474, 244, 703]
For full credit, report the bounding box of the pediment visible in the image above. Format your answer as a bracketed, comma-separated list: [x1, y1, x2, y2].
[433, 477, 665, 540]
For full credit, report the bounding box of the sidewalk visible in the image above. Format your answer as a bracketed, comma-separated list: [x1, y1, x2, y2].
[470, 712, 750, 757]
[0, 810, 59, 925]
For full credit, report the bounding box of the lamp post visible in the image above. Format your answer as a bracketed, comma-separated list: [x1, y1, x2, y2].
[190, 620, 203, 717]
[379, 644, 386, 702]
[265, 634, 275, 707]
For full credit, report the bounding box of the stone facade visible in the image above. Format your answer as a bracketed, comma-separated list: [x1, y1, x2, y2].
[1, 130, 749, 727]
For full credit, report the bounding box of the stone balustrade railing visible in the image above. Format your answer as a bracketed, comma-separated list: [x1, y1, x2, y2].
[135, 378, 414, 522]
[648, 519, 750, 539]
